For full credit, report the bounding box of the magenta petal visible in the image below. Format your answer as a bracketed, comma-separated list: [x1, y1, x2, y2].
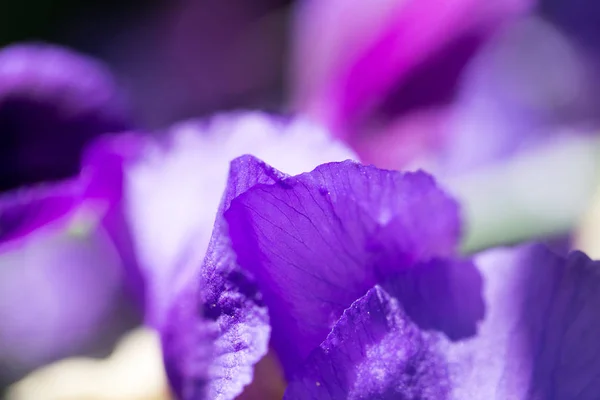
[161, 156, 286, 400]
[0, 43, 132, 190]
[284, 285, 451, 400]
[225, 162, 460, 374]
[293, 0, 533, 133]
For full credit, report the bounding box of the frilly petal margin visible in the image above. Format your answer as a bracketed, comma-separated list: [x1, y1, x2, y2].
[117, 112, 355, 327]
[285, 244, 600, 399]
[161, 156, 288, 400]
[284, 285, 451, 400]
[225, 161, 460, 375]
[0, 43, 132, 191]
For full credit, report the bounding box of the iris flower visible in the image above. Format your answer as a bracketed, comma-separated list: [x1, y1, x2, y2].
[2, 5, 600, 398]
[291, 0, 600, 173]
[82, 110, 593, 398]
[144, 147, 600, 399]
[0, 43, 139, 381]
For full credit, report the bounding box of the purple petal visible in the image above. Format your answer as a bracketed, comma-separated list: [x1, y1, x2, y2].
[0, 181, 80, 244]
[113, 112, 354, 326]
[81, 133, 149, 309]
[0, 183, 132, 379]
[382, 258, 484, 341]
[161, 155, 287, 400]
[448, 244, 600, 398]
[285, 244, 600, 399]
[0, 43, 132, 191]
[284, 285, 451, 400]
[225, 162, 460, 374]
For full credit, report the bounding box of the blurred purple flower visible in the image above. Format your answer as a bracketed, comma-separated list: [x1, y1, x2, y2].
[0, 174, 137, 381]
[441, 15, 600, 174]
[291, 0, 600, 172]
[0, 43, 132, 191]
[0, 43, 139, 381]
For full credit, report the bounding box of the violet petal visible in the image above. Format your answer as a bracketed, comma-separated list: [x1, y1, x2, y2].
[448, 244, 600, 398]
[285, 244, 600, 399]
[284, 285, 451, 399]
[382, 257, 484, 341]
[225, 161, 460, 374]
[161, 155, 287, 400]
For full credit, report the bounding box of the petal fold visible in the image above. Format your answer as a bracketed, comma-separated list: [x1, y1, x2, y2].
[161, 155, 287, 400]
[284, 286, 451, 400]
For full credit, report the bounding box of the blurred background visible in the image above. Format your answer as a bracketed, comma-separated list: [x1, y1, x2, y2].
[0, 0, 293, 128]
[2, 0, 600, 399]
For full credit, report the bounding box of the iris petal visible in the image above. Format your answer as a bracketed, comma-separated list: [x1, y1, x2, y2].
[448, 244, 600, 398]
[161, 156, 287, 400]
[226, 161, 460, 374]
[284, 285, 451, 400]
[285, 244, 600, 399]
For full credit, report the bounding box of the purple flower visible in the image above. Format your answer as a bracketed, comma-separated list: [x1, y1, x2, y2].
[225, 160, 462, 374]
[0, 43, 132, 191]
[291, 0, 600, 172]
[441, 15, 600, 174]
[0, 43, 138, 380]
[67, 113, 349, 399]
[159, 150, 600, 399]
[158, 150, 460, 398]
